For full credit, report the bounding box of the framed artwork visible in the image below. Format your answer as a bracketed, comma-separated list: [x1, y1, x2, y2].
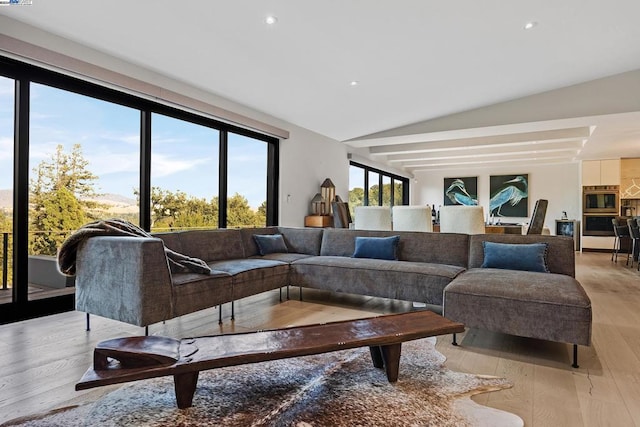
[444, 177, 478, 206]
[489, 174, 528, 217]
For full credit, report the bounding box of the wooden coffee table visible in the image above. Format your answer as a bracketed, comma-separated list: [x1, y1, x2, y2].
[76, 310, 464, 408]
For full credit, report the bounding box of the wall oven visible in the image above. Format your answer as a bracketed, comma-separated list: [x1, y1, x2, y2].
[583, 185, 619, 214]
[582, 214, 616, 236]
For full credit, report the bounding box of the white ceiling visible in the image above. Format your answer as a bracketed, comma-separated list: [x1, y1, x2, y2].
[1, 1, 640, 172]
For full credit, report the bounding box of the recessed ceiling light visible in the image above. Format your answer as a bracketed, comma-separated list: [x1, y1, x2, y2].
[265, 15, 278, 25]
[350, 81, 359, 86]
[524, 21, 538, 30]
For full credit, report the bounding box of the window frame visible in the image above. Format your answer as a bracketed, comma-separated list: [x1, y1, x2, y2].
[350, 161, 409, 207]
[0, 55, 279, 322]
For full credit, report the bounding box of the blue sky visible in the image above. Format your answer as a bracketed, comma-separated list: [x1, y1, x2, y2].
[0, 77, 267, 208]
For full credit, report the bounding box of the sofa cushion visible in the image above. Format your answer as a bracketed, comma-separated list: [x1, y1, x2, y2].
[251, 253, 314, 263]
[171, 270, 233, 317]
[179, 229, 245, 261]
[278, 227, 324, 255]
[208, 258, 290, 300]
[253, 234, 289, 255]
[443, 268, 591, 345]
[291, 256, 465, 306]
[353, 235, 400, 260]
[481, 241, 549, 273]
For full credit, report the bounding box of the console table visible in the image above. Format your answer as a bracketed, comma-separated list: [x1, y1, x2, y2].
[304, 215, 333, 228]
[433, 224, 522, 234]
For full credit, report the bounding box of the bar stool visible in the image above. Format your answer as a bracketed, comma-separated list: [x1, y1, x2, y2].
[627, 218, 640, 268]
[612, 217, 630, 263]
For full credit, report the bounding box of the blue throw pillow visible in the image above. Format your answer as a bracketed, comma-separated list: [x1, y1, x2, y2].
[253, 234, 289, 256]
[353, 236, 400, 260]
[481, 241, 549, 273]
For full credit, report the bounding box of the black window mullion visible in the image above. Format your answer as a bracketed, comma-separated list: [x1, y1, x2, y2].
[363, 168, 369, 206]
[140, 111, 152, 231]
[13, 79, 29, 304]
[219, 131, 228, 228]
[266, 141, 279, 226]
[378, 174, 383, 206]
[390, 178, 395, 207]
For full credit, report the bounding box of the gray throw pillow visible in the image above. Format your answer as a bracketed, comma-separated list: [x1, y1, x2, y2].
[253, 234, 289, 255]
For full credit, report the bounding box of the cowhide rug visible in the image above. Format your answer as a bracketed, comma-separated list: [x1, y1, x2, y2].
[4, 337, 523, 427]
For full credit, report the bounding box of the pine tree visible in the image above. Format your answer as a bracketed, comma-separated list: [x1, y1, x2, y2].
[29, 144, 98, 255]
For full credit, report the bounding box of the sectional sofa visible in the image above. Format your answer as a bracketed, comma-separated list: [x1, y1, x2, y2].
[73, 226, 592, 366]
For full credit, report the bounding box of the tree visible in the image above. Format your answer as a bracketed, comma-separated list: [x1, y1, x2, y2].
[29, 144, 98, 255]
[227, 193, 264, 228]
[30, 187, 87, 255]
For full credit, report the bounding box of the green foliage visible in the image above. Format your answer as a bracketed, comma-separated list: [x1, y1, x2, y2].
[30, 187, 87, 255]
[150, 187, 219, 230]
[348, 183, 404, 217]
[29, 144, 97, 256]
[26, 144, 267, 257]
[149, 188, 265, 231]
[227, 193, 266, 228]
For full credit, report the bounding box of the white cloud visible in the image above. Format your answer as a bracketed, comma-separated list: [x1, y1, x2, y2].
[151, 153, 211, 178]
[87, 151, 140, 176]
[96, 131, 140, 146]
[0, 137, 11, 160]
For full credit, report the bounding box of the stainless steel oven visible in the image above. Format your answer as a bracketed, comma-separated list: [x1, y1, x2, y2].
[583, 185, 619, 214]
[582, 214, 616, 236]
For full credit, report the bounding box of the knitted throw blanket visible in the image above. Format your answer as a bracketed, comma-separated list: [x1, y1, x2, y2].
[57, 218, 212, 276]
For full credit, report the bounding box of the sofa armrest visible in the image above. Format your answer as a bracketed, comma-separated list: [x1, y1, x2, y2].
[75, 236, 173, 326]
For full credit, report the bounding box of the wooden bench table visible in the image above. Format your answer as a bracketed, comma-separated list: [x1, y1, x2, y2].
[76, 310, 464, 408]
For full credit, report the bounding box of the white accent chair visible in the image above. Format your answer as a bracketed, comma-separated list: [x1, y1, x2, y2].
[439, 205, 485, 234]
[354, 206, 392, 231]
[392, 206, 433, 232]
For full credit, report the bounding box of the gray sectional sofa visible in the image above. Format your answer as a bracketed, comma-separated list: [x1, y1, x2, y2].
[73, 226, 591, 366]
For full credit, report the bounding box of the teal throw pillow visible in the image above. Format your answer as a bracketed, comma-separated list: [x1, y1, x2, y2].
[481, 241, 549, 273]
[353, 235, 400, 261]
[253, 234, 288, 256]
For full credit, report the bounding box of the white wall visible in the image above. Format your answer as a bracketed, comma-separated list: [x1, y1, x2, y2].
[412, 163, 580, 234]
[278, 128, 349, 227]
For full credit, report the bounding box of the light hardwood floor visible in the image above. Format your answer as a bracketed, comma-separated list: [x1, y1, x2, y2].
[0, 252, 638, 426]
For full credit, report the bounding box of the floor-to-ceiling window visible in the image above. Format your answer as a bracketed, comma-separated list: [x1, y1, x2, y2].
[348, 162, 409, 219]
[151, 113, 219, 231]
[0, 76, 14, 305]
[0, 56, 279, 322]
[28, 84, 140, 301]
[227, 132, 268, 228]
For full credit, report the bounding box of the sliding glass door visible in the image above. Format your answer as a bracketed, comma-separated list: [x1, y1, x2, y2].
[0, 76, 14, 305]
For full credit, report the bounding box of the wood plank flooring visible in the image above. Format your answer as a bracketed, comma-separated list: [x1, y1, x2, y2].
[0, 252, 638, 426]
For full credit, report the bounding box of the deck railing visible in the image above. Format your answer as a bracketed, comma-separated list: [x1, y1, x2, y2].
[2, 232, 7, 290]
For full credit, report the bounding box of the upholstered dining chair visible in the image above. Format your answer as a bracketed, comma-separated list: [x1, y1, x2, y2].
[438, 205, 485, 234]
[392, 205, 433, 232]
[611, 217, 630, 263]
[354, 206, 392, 231]
[627, 218, 640, 269]
[526, 199, 548, 235]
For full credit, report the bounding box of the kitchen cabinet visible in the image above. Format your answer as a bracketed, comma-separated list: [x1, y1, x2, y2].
[582, 160, 620, 186]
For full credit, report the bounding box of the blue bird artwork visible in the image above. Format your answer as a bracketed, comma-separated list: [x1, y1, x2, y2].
[489, 175, 528, 217]
[445, 178, 478, 206]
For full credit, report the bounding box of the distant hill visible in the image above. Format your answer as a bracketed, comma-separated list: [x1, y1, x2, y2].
[0, 189, 138, 213]
[0, 189, 12, 210]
